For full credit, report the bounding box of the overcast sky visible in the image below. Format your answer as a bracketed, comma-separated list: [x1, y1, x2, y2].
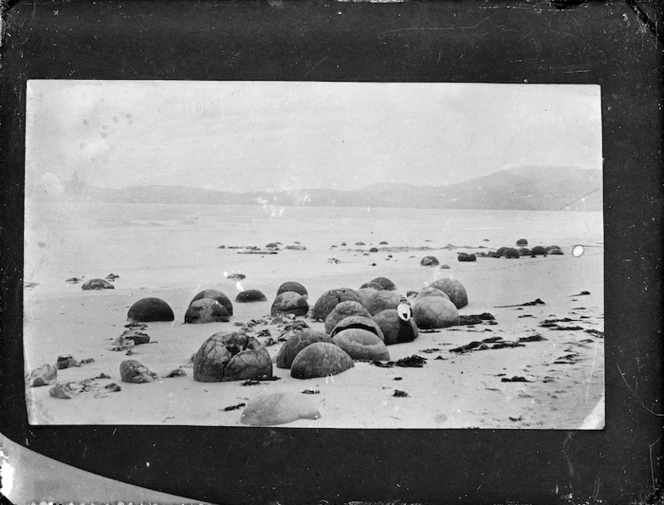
[26, 80, 602, 193]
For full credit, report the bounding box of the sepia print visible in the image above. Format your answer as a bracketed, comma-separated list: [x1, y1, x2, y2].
[23, 80, 604, 428]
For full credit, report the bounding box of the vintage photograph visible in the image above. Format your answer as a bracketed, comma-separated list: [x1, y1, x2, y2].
[23, 80, 604, 428]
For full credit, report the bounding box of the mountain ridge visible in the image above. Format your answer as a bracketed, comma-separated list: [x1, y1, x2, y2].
[36, 165, 603, 211]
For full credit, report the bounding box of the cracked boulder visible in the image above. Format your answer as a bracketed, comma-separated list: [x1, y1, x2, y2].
[194, 332, 272, 382]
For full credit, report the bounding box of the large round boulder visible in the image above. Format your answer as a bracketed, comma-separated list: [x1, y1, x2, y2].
[190, 289, 233, 316]
[363, 289, 402, 315]
[494, 247, 508, 258]
[324, 301, 371, 333]
[235, 289, 268, 303]
[531, 246, 547, 256]
[290, 342, 354, 379]
[312, 288, 361, 321]
[356, 287, 379, 308]
[330, 315, 385, 342]
[420, 256, 440, 267]
[412, 296, 459, 329]
[369, 277, 397, 291]
[277, 281, 308, 297]
[81, 278, 115, 290]
[518, 247, 532, 256]
[127, 297, 175, 322]
[184, 298, 230, 324]
[414, 287, 451, 302]
[516, 238, 528, 246]
[428, 278, 468, 309]
[332, 329, 390, 361]
[271, 291, 309, 317]
[275, 329, 333, 369]
[502, 248, 520, 259]
[359, 281, 384, 290]
[194, 332, 272, 382]
[373, 309, 419, 345]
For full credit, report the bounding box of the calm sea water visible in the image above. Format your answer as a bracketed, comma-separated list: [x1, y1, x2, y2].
[24, 202, 603, 293]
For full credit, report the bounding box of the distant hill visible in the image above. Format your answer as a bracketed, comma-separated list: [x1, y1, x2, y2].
[44, 166, 602, 211]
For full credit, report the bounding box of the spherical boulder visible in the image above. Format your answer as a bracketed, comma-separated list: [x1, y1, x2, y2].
[276, 329, 333, 369]
[332, 329, 390, 361]
[235, 289, 268, 303]
[356, 287, 380, 308]
[428, 278, 468, 309]
[502, 248, 520, 259]
[127, 297, 175, 322]
[290, 342, 354, 379]
[271, 291, 309, 317]
[362, 289, 402, 315]
[330, 315, 385, 342]
[324, 301, 371, 333]
[546, 245, 564, 255]
[194, 332, 272, 382]
[373, 309, 419, 345]
[276, 281, 308, 297]
[518, 247, 532, 256]
[184, 298, 230, 324]
[369, 277, 397, 291]
[412, 296, 460, 329]
[531, 245, 547, 256]
[81, 278, 114, 290]
[312, 288, 361, 321]
[420, 256, 440, 267]
[190, 289, 233, 316]
[414, 287, 451, 302]
[516, 238, 528, 246]
[494, 247, 509, 258]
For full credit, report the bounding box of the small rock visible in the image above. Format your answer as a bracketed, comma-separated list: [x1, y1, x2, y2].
[105, 383, 122, 392]
[393, 390, 409, 398]
[26, 364, 57, 387]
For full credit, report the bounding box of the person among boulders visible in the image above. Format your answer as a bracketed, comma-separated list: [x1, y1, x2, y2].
[397, 296, 412, 322]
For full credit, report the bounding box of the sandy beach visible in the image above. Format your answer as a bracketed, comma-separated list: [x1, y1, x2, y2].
[23, 239, 604, 429]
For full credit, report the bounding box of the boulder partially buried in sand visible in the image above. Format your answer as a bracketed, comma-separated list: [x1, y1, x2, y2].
[546, 245, 564, 255]
[235, 289, 268, 303]
[271, 291, 309, 317]
[373, 309, 419, 345]
[81, 278, 115, 290]
[412, 296, 460, 329]
[369, 277, 397, 291]
[428, 278, 468, 309]
[530, 246, 547, 256]
[276, 329, 333, 369]
[240, 392, 321, 426]
[276, 281, 308, 297]
[290, 342, 354, 379]
[190, 289, 234, 316]
[194, 332, 272, 382]
[457, 253, 477, 262]
[324, 301, 371, 333]
[502, 248, 520, 259]
[333, 329, 390, 361]
[420, 256, 440, 267]
[313, 288, 361, 321]
[516, 238, 528, 246]
[330, 315, 385, 342]
[362, 289, 402, 315]
[26, 364, 57, 387]
[120, 360, 158, 383]
[185, 298, 231, 324]
[127, 297, 175, 322]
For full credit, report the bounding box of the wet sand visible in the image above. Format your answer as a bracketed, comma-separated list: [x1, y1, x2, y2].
[23, 243, 604, 429]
